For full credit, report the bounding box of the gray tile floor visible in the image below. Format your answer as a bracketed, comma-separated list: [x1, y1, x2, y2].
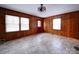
[0, 33, 79, 54]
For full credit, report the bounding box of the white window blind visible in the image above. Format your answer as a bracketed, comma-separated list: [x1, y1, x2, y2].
[53, 18, 61, 30]
[5, 15, 19, 32]
[21, 17, 29, 30]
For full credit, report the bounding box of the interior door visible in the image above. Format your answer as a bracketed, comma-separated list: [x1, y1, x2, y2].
[37, 19, 44, 33]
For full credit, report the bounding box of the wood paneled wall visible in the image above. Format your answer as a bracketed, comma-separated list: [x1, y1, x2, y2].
[0, 7, 79, 40]
[0, 7, 44, 41]
[44, 11, 79, 39]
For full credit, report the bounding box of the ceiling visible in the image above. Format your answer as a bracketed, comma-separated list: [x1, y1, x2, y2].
[0, 4, 79, 18]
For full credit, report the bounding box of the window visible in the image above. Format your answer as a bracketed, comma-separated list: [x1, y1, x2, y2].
[53, 18, 61, 30]
[21, 17, 29, 30]
[37, 20, 41, 27]
[5, 15, 19, 32]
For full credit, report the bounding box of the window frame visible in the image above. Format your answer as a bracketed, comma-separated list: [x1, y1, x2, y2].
[52, 18, 62, 30]
[37, 20, 41, 27]
[5, 14, 30, 32]
[5, 15, 20, 32]
[20, 17, 30, 31]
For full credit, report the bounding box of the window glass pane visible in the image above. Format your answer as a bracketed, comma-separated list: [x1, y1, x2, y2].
[21, 17, 29, 30]
[53, 18, 61, 30]
[37, 20, 41, 27]
[6, 15, 19, 32]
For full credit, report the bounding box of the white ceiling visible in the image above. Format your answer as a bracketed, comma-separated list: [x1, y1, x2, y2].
[0, 4, 79, 18]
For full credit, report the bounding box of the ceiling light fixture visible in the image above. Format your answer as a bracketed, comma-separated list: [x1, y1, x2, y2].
[38, 4, 46, 12]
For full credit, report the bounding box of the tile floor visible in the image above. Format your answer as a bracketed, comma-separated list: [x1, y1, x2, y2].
[0, 33, 79, 54]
